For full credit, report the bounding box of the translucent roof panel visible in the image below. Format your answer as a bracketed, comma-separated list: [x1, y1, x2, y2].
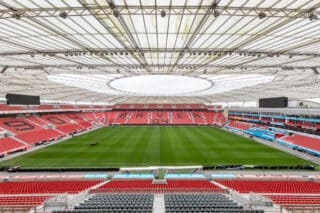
[0, 0, 320, 103]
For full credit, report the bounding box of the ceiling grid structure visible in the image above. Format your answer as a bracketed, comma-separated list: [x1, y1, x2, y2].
[0, 0, 320, 104]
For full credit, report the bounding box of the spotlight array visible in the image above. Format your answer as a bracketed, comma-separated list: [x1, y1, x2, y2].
[7, 6, 320, 21]
[23, 50, 317, 60]
[185, 50, 308, 59]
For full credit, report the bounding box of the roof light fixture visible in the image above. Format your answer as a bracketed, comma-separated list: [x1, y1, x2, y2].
[12, 12, 21, 20]
[113, 8, 120, 17]
[161, 10, 166, 17]
[59, 11, 68, 19]
[213, 9, 220, 18]
[258, 12, 267, 19]
[309, 12, 318, 21]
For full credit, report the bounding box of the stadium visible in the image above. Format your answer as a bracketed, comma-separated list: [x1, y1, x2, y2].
[1, 0, 320, 212]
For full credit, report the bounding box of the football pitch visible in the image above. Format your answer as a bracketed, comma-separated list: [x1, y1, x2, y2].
[0, 126, 313, 168]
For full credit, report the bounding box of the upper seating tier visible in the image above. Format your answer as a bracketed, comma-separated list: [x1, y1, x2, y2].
[0, 180, 102, 194]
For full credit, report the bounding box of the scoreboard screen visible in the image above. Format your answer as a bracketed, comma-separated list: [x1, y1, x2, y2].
[259, 97, 288, 108]
[6, 93, 40, 105]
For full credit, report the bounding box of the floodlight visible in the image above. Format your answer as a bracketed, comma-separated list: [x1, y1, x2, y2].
[12, 12, 21, 20]
[309, 12, 317, 21]
[113, 8, 120, 17]
[213, 9, 220, 17]
[59, 11, 68, 19]
[161, 10, 166, 17]
[258, 12, 267, 19]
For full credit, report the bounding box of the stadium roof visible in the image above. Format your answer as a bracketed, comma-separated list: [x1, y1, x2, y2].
[0, 0, 320, 104]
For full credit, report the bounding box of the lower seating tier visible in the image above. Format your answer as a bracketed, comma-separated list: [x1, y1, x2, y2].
[53, 193, 154, 213]
[0, 195, 51, 206]
[16, 129, 62, 145]
[165, 193, 264, 213]
[227, 121, 252, 130]
[56, 124, 84, 134]
[0, 137, 27, 155]
[280, 134, 320, 152]
[265, 195, 320, 205]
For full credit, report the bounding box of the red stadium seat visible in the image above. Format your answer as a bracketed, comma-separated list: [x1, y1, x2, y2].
[281, 134, 320, 152]
[216, 179, 320, 193]
[56, 124, 84, 134]
[172, 112, 193, 124]
[127, 111, 148, 124]
[228, 121, 252, 130]
[0, 137, 27, 155]
[16, 129, 62, 145]
[266, 195, 320, 205]
[0, 195, 51, 206]
[0, 180, 102, 194]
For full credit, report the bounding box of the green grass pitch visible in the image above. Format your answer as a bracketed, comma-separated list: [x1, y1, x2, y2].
[0, 126, 314, 168]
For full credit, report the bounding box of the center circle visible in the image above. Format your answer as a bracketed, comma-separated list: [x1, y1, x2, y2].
[109, 75, 213, 96]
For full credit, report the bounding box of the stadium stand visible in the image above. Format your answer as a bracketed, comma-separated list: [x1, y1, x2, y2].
[114, 111, 130, 124]
[103, 110, 226, 125]
[0, 195, 51, 206]
[216, 179, 320, 193]
[0, 195, 52, 211]
[227, 121, 252, 131]
[228, 111, 320, 136]
[244, 126, 284, 141]
[56, 123, 84, 135]
[95, 111, 108, 124]
[15, 129, 62, 145]
[164, 193, 263, 213]
[190, 112, 206, 124]
[77, 120, 93, 129]
[0, 137, 27, 155]
[24, 116, 49, 127]
[41, 114, 69, 126]
[172, 111, 193, 124]
[149, 111, 170, 125]
[127, 111, 148, 124]
[0, 117, 40, 133]
[265, 195, 320, 205]
[0, 180, 102, 194]
[80, 112, 99, 123]
[278, 134, 320, 153]
[54, 193, 154, 213]
[212, 111, 227, 125]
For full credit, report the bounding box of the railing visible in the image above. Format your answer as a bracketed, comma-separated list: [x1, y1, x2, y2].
[90, 187, 228, 193]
